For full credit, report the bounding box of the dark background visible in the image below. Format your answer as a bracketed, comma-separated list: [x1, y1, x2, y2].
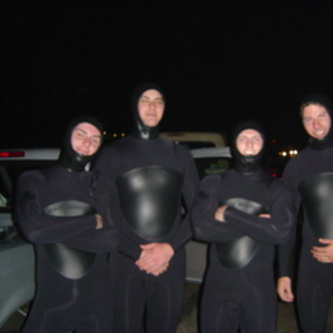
[2, 0, 333, 150]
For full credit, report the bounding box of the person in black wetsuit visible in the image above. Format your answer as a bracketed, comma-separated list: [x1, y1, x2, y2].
[277, 93, 333, 333]
[191, 120, 294, 333]
[92, 82, 199, 333]
[15, 116, 118, 333]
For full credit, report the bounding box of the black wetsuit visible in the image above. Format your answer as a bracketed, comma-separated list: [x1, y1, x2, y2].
[192, 169, 293, 333]
[15, 165, 118, 333]
[15, 116, 118, 333]
[280, 145, 333, 333]
[93, 135, 199, 333]
[191, 120, 294, 333]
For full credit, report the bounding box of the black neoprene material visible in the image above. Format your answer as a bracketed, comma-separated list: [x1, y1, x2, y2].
[192, 169, 294, 333]
[15, 116, 117, 333]
[93, 133, 199, 332]
[58, 115, 104, 172]
[130, 82, 165, 140]
[299, 172, 333, 239]
[216, 198, 267, 269]
[279, 143, 333, 332]
[230, 120, 266, 175]
[191, 120, 294, 333]
[44, 243, 95, 279]
[43, 200, 96, 217]
[116, 165, 182, 241]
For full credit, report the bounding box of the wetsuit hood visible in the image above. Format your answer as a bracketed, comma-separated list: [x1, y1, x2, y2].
[130, 82, 165, 140]
[58, 115, 104, 172]
[231, 120, 265, 175]
[301, 93, 333, 150]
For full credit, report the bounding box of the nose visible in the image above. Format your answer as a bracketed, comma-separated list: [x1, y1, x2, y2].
[313, 119, 320, 128]
[246, 139, 253, 148]
[82, 137, 92, 146]
[148, 101, 157, 110]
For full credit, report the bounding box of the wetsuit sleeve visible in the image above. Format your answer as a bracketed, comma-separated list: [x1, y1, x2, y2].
[61, 227, 119, 253]
[15, 171, 97, 244]
[166, 146, 200, 251]
[191, 175, 244, 243]
[277, 159, 301, 277]
[223, 179, 295, 244]
[117, 236, 142, 260]
[61, 194, 119, 253]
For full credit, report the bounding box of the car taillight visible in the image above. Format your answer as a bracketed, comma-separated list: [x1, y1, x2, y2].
[0, 151, 25, 158]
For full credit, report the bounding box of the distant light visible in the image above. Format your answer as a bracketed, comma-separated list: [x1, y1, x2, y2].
[289, 150, 298, 157]
[279, 149, 298, 158]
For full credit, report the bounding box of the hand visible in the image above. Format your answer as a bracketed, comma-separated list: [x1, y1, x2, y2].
[214, 206, 228, 222]
[277, 276, 294, 303]
[95, 214, 103, 229]
[135, 242, 175, 276]
[149, 263, 170, 277]
[259, 213, 271, 218]
[311, 238, 333, 263]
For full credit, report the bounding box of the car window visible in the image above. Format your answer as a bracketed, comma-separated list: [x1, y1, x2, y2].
[173, 141, 217, 149]
[0, 161, 55, 209]
[195, 157, 231, 179]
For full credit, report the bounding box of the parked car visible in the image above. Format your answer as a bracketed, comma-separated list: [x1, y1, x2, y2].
[0, 146, 231, 327]
[185, 147, 231, 283]
[0, 149, 60, 327]
[160, 131, 226, 149]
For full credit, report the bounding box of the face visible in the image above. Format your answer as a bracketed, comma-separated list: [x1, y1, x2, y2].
[302, 104, 331, 140]
[137, 89, 165, 127]
[71, 122, 102, 156]
[236, 129, 264, 156]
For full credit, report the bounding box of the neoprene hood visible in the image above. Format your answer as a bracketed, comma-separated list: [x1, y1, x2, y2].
[58, 115, 104, 172]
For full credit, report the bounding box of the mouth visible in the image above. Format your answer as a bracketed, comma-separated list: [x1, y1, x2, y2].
[313, 129, 326, 138]
[76, 148, 90, 156]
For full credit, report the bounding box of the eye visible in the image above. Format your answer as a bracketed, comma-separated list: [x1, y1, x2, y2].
[92, 138, 101, 146]
[73, 130, 84, 139]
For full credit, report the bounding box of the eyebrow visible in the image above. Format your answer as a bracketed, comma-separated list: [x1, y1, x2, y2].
[140, 95, 164, 100]
[74, 128, 102, 138]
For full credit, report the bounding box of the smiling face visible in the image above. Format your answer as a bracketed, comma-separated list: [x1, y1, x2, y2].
[236, 129, 264, 156]
[302, 104, 331, 140]
[71, 122, 102, 156]
[137, 89, 165, 127]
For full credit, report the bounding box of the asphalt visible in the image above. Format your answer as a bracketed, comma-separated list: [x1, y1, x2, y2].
[1, 283, 332, 333]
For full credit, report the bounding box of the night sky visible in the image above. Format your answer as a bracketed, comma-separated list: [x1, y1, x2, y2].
[2, 1, 333, 150]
